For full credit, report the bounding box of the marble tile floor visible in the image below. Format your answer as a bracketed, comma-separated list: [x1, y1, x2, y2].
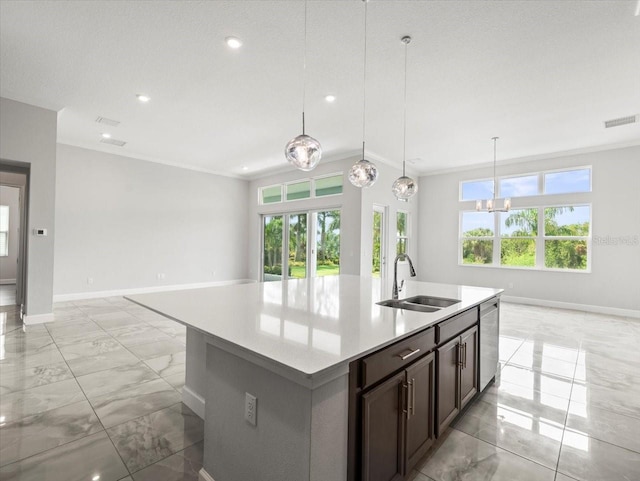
[411, 302, 640, 481]
[1, 299, 639, 480]
[0, 298, 197, 481]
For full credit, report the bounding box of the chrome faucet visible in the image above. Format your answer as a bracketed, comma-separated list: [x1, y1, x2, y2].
[392, 253, 417, 299]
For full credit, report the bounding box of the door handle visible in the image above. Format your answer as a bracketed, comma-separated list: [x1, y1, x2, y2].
[458, 344, 463, 367]
[402, 382, 409, 417]
[398, 348, 421, 361]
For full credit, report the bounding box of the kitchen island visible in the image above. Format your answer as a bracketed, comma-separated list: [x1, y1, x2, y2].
[128, 275, 501, 481]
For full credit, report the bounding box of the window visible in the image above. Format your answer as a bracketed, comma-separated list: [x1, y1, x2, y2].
[544, 169, 591, 195]
[461, 212, 494, 265]
[460, 167, 591, 271]
[461, 180, 494, 201]
[259, 173, 343, 205]
[459, 205, 591, 271]
[544, 205, 590, 270]
[0, 205, 8, 257]
[396, 211, 409, 255]
[315, 174, 343, 197]
[286, 181, 311, 201]
[261, 185, 282, 204]
[461, 167, 591, 200]
[499, 175, 539, 198]
[262, 210, 340, 281]
[500, 209, 537, 267]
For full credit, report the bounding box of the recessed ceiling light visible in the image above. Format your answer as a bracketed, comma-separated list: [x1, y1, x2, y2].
[92, 475, 101, 481]
[136, 94, 151, 103]
[225, 36, 243, 49]
[325, 95, 336, 103]
[242, 166, 249, 171]
[101, 133, 111, 139]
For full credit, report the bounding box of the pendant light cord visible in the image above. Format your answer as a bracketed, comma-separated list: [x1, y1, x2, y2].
[492, 136, 498, 199]
[402, 37, 410, 177]
[302, 0, 308, 134]
[362, 0, 368, 154]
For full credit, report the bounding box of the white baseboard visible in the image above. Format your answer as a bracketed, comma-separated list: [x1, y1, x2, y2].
[23, 312, 54, 325]
[182, 385, 205, 420]
[0, 279, 16, 285]
[501, 295, 640, 319]
[199, 468, 215, 481]
[52, 278, 256, 303]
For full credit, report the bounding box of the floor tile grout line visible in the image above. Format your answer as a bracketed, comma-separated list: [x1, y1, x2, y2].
[450, 422, 560, 474]
[552, 336, 582, 480]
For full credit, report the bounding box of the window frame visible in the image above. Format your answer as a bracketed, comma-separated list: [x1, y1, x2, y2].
[259, 172, 344, 205]
[459, 203, 592, 272]
[0, 205, 9, 257]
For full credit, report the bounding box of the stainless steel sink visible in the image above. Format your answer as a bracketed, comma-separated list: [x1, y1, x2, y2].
[401, 296, 460, 309]
[377, 295, 460, 313]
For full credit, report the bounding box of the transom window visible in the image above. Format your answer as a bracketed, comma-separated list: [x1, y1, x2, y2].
[260, 173, 343, 205]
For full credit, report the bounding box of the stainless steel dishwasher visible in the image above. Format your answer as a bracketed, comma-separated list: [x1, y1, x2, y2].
[479, 298, 500, 391]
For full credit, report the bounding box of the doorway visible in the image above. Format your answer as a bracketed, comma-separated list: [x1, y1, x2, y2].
[372, 205, 386, 279]
[0, 165, 29, 311]
[261, 209, 341, 281]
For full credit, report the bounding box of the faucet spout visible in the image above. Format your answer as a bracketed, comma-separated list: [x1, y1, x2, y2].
[392, 253, 417, 299]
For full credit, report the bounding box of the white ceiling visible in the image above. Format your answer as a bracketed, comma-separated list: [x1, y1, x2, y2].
[1, 0, 639, 178]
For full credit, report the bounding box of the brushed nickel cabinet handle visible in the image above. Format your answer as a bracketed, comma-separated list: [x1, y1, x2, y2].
[463, 342, 467, 369]
[399, 348, 421, 361]
[411, 377, 416, 416]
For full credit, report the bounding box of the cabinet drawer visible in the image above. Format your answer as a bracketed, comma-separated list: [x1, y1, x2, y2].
[436, 308, 478, 344]
[361, 327, 435, 389]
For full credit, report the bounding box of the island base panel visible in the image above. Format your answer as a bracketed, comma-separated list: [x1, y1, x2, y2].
[204, 343, 348, 481]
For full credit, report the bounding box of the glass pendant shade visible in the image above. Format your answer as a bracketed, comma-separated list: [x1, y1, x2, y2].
[285, 134, 322, 171]
[392, 175, 418, 202]
[349, 158, 378, 188]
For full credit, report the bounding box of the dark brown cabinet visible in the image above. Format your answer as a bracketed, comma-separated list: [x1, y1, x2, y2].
[361, 352, 435, 481]
[436, 325, 478, 436]
[404, 353, 436, 473]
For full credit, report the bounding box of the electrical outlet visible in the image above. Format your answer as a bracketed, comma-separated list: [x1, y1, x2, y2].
[157, 273, 165, 280]
[87, 277, 94, 285]
[508, 282, 514, 289]
[245, 392, 257, 426]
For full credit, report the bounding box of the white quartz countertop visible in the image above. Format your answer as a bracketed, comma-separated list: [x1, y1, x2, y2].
[127, 276, 501, 384]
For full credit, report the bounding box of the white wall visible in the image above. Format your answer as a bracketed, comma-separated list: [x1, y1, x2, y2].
[0, 97, 57, 317]
[418, 145, 640, 313]
[247, 155, 419, 286]
[0, 185, 20, 282]
[54, 144, 250, 296]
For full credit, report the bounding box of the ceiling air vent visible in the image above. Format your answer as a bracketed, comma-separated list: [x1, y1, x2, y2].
[604, 115, 637, 128]
[95, 116, 120, 127]
[100, 138, 127, 147]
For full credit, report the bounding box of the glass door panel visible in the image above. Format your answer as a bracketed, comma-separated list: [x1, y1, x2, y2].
[288, 213, 307, 278]
[316, 210, 340, 277]
[372, 210, 382, 277]
[263, 215, 284, 281]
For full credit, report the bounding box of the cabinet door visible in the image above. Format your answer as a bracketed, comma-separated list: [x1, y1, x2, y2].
[460, 325, 479, 410]
[405, 352, 435, 473]
[361, 371, 406, 481]
[436, 336, 460, 436]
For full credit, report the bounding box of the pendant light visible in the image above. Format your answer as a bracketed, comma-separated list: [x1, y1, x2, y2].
[392, 36, 418, 202]
[285, 0, 322, 171]
[475, 137, 511, 212]
[348, 0, 378, 188]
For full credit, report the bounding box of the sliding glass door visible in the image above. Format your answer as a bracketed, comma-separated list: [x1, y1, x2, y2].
[262, 210, 340, 281]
